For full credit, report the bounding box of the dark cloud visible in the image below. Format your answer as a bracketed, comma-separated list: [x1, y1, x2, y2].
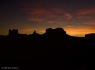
[21, 0, 95, 19]
[21, 1, 74, 23]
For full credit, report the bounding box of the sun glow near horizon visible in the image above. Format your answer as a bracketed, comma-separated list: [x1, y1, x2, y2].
[15, 26, 95, 37]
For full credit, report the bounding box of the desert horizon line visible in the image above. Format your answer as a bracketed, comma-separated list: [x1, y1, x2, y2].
[1, 27, 95, 37]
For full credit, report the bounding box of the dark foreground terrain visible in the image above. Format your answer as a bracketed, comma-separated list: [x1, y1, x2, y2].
[0, 28, 95, 70]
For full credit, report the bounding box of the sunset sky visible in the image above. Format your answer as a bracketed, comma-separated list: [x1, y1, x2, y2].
[0, 0, 95, 37]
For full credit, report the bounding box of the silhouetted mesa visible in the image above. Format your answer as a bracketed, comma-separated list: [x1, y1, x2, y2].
[8, 29, 18, 35]
[7, 28, 69, 37]
[0, 28, 95, 70]
[44, 28, 67, 37]
[85, 33, 95, 38]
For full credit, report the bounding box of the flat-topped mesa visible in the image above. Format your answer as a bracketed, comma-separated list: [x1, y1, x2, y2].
[8, 29, 18, 35]
[45, 28, 67, 36]
[45, 28, 54, 34]
[85, 33, 95, 38]
[54, 28, 66, 35]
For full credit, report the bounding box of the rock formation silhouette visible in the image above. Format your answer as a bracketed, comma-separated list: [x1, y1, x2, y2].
[9, 29, 18, 35]
[0, 27, 95, 70]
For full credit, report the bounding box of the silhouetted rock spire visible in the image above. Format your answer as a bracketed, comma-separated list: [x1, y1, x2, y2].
[33, 30, 37, 34]
[32, 30, 40, 36]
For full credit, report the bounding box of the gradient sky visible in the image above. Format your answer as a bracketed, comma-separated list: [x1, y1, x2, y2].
[1, 0, 95, 37]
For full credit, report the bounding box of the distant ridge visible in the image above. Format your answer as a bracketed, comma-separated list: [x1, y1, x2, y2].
[0, 28, 95, 37]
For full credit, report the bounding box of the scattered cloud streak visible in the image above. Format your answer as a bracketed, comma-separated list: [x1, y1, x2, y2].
[77, 8, 95, 15]
[26, 7, 68, 23]
[1, 0, 95, 36]
[21, 0, 95, 23]
[19, 0, 95, 36]
[64, 13, 72, 20]
[85, 20, 95, 25]
[21, 1, 74, 24]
